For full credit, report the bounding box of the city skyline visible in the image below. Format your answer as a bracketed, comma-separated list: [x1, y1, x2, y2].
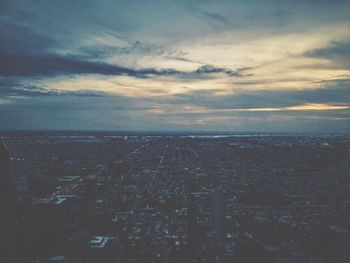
[1, 0, 350, 132]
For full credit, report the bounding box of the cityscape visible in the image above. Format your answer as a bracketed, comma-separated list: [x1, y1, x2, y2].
[1, 132, 350, 262]
[2, 0, 350, 262]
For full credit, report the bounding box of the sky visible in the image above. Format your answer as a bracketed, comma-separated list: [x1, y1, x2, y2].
[1, 0, 350, 133]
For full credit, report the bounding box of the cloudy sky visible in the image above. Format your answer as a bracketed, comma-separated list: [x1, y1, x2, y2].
[1, 0, 350, 132]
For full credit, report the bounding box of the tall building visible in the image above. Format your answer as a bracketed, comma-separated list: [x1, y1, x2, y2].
[0, 139, 15, 262]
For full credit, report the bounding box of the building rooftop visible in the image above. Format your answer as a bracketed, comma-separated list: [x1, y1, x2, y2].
[89, 236, 109, 248]
[57, 176, 81, 183]
[51, 195, 69, 205]
[32, 198, 51, 205]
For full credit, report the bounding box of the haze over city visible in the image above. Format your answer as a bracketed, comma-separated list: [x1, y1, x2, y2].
[1, 0, 350, 132]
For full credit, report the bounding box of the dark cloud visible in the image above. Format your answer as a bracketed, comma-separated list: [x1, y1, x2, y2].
[293, 80, 350, 104]
[305, 41, 350, 67]
[195, 65, 244, 77]
[0, 52, 129, 76]
[0, 51, 249, 79]
[78, 40, 163, 60]
[184, 3, 235, 29]
[0, 85, 104, 98]
[0, 52, 180, 77]
[165, 80, 350, 110]
[201, 11, 230, 25]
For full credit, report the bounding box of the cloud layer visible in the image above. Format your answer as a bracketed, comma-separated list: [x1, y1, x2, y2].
[1, 0, 350, 132]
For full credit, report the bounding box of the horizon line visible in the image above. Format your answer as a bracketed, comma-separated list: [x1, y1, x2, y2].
[0, 129, 349, 137]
